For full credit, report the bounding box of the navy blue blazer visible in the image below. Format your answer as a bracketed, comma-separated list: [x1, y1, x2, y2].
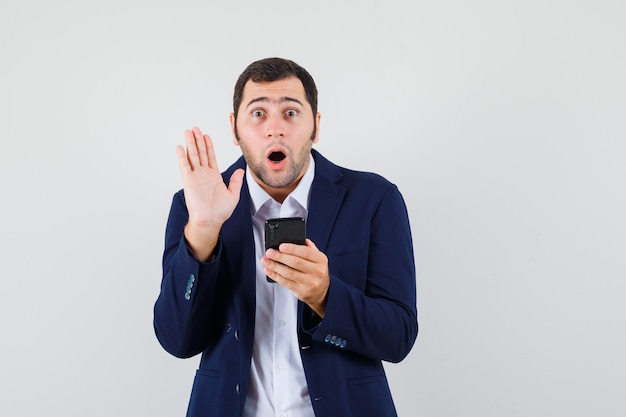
[154, 150, 418, 417]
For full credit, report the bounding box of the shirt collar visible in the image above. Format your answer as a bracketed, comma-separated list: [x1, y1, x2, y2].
[247, 154, 315, 216]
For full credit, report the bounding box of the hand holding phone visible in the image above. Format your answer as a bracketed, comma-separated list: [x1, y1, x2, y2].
[264, 217, 306, 283]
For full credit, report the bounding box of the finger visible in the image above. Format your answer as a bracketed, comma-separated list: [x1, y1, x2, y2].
[278, 241, 313, 259]
[184, 129, 200, 169]
[305, 239, 318, 250]
[204, 134, 219, 170]
[265, 259, 298, 283]
[261, 256, 280, 281]
[266, 249, 306, 274]
[176, 144, 191, 177]
[264, 265, 285, 286]
[192, 128, 208, 167]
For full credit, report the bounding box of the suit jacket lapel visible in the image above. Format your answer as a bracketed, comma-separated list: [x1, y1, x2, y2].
[221, 160, 256, 356]
[306, 150, 345, 253]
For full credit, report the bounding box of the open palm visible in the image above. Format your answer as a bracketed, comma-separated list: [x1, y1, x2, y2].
[176, 127, 244, 260]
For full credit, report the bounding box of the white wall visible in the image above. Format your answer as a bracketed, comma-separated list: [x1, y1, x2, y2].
[1, 1, 624, 416]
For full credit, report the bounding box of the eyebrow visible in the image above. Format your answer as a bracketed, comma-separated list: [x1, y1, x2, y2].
[245, 96, 304, 109]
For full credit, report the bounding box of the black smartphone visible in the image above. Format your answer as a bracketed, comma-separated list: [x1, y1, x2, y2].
[264, 217, 306, 283]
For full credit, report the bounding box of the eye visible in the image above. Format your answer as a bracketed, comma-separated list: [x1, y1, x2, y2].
[252, 109, 265, 117]
[285, 109, 298, 117]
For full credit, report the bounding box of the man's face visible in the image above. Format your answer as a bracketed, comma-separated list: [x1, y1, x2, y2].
[230, 76, 320, 201]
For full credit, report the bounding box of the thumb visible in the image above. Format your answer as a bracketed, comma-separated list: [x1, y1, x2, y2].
[228, 168, 245, 196]
[305, 238, 318, 250]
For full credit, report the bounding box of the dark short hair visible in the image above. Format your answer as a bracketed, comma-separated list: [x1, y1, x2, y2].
[233, 57, 318, 119]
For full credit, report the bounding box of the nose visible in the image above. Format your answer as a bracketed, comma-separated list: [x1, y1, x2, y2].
[265, 113, 285, 138]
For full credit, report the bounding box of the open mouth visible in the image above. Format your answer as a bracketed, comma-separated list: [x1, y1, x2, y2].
[268, 151, 286, 163]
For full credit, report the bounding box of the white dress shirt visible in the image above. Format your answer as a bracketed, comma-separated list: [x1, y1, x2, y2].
[243, 155, 316, 417]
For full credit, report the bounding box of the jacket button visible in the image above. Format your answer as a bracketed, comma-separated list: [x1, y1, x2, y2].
[340, 340, 348, 348]
[235, 384, 240, 394]
[234, 330, 240, 340]
[324, 334, 332, 342]
[184, 293, 191, 300]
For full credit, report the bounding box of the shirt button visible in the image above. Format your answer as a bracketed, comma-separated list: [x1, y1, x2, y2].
[278, 363, 285, 370]
[279, 320, 286, 327]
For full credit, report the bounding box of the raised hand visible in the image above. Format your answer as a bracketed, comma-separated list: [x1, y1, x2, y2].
[176, 127, 244, 261]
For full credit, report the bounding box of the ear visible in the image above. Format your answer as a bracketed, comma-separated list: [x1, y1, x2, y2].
[229, 113, 239, 146]
[312, 112, 321, 144]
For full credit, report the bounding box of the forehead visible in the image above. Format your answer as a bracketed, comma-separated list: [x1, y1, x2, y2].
[240, 76, 309, 107]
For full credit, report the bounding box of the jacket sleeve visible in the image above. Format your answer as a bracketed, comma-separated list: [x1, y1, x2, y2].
[153, 191, 223, 358]
[309, 184, 418, 363]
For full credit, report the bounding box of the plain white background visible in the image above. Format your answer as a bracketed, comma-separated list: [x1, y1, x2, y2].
[1, 0, 625, 416]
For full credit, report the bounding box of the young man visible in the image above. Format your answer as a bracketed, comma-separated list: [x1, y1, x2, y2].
[154, 57, 417, 417]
